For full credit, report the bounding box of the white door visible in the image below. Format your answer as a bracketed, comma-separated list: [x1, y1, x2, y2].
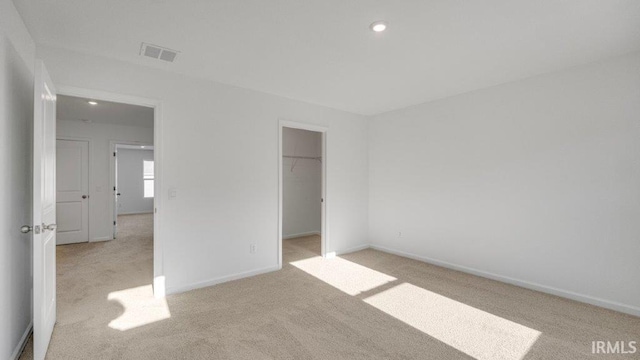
[33, 60, 57, 360]
[113, 149, 119, 238]
[56, 139, 89, 244]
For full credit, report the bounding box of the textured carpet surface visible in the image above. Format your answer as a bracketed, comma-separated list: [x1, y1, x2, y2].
[20, 214, 639, 359]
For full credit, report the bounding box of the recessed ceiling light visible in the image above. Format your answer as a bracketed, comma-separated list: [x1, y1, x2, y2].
[370, 21, 388, 32]
[88, 101, 98, 105]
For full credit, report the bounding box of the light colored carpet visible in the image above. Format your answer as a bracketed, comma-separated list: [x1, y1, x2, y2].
[20, 215, 639, 359]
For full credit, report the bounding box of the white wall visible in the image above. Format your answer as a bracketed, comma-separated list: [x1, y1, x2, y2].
[369, 52, 640, 316]
[0, 0, 35, 358]
[282, 128, 321, 238]
[39, 45, 370, 294]
[57, 120, 153, 241]
[117, 148, 154, 215]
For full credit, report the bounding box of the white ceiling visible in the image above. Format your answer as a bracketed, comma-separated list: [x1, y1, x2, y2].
[57, 95, 154, 128]
[16, 0, 640, 115]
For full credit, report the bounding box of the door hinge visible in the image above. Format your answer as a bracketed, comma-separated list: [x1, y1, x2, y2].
[113, 152, 116, 157]
[113, 221, 116, 225]
[114, 186, 116, 191]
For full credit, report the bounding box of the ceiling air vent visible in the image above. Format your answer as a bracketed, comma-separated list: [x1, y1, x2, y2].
[139, 42, 179, 63]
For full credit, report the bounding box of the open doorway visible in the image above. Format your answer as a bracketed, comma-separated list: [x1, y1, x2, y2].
[22, 92, 162, 359]
[279, 121, 327, 266]
[56, 95, 154, 244]
[25, 66, 166, 358]
[111, 143, 154, 239]
[52, 94, 164, 331]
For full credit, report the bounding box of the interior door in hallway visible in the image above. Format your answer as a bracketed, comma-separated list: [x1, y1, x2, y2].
[56, 139, 89, 244]
[32, 60, 57, 360]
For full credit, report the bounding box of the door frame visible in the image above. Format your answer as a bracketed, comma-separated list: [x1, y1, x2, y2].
[278, 119, 329, 268]
[109, 140, 154, 238]
[56, 85, 166, 297]
[56, 136, 92, 244]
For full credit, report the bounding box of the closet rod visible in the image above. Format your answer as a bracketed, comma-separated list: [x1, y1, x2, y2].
[283, 155, 321, 160]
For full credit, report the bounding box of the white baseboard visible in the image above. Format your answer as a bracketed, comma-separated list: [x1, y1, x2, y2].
[161, 241, 639, 317]
[336, 243, 370, 256]
[91, 236, 113, 242]
[118, 211, 154, 215]
[282, 231, 320, 240]
[10, 322, 32, 360]
[324, 244, 370, 259]
[370, 244, 640, 318]
[59, 237, 110, 245]
[166, 265, 281, 295]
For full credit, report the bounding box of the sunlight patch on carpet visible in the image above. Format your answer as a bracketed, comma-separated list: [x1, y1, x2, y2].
[364, 283, 540, 360]
[108, 284, 171, 331]
[290, 256, 397, 296]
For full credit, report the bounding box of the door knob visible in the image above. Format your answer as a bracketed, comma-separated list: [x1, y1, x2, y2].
[42, 223, 57, 231]
[21, 225, 42, 234]
[82, 195, 88, 199]
[117, 193, 121, 196]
